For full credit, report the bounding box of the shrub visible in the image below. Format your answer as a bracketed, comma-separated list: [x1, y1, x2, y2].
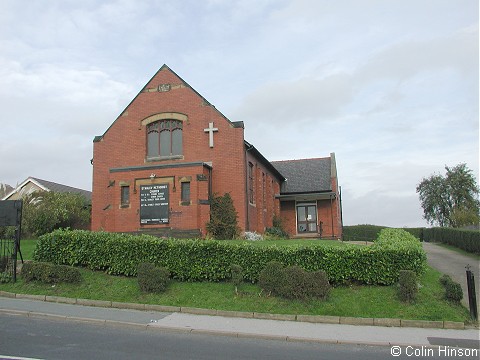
[230, 264, 244, 294]
[206, 193, 240, 240]
[398, 270, 418, 302]
[265, 215, 289, 239]
[279, 265, 309, 299]
[21, 261, 82, 284]
[137, 263, 170, 293]
[259, 262, 331, 300]
[304, 270, 331, 300]
[265, 226, 289, 239]
[258, 261, 285, 295]
[439, 274, 463, 303]
[439, 274, 452, 286]
[21, 191, 91, 237]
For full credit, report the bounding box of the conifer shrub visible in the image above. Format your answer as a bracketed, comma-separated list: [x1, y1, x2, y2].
[398, 270, 418, 302]
[137, 262, 170, 293]
[206, 193, 240, 239]
[21, 261, 81, 284]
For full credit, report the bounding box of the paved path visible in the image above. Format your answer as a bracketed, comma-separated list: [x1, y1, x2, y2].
[1, 297, 479, 349]
[422, 242, 480, 312]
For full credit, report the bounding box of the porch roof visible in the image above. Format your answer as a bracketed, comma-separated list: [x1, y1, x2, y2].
[276, 191, 336, 202]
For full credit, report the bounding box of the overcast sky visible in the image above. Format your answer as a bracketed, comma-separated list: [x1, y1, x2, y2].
[0, 0, 478, 227]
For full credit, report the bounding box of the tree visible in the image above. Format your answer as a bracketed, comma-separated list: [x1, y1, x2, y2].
[22, 191, 91, 237]
[416, 164, 480, 227]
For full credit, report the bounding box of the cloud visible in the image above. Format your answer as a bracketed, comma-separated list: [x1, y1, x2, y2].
[342, 188, 426, 227]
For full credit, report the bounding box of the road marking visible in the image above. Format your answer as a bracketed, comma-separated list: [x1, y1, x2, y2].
[0, 356, 43, 360]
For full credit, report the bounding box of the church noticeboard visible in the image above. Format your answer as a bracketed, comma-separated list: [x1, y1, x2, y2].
[140, 184, 169, 225]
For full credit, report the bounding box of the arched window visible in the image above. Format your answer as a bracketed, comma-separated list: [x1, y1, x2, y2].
[147, 120, 183, 158]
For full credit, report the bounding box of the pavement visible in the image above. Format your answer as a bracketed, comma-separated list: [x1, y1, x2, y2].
[422, 242, 480, 312]
[1, 297, 479, 349]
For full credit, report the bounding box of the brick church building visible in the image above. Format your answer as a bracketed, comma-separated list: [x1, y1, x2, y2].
[91, 65, 342, 239]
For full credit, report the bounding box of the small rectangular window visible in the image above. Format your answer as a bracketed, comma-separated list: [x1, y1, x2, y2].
[121, 185, 130, 207]
[181, 182, 190, 204]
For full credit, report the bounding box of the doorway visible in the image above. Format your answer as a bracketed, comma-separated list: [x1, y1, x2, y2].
[296, 203, 317, 233]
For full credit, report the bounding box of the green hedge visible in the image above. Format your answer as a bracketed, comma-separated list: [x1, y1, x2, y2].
[423, 228, 480, 254]
[343, 225, 425, 242]
[34, 228, 426, 285]
[342, 225, 387, 242]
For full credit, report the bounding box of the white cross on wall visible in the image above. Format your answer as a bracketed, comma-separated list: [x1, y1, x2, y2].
[204, 122, 218, 148]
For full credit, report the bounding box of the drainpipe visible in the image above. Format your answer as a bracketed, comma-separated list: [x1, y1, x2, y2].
[330, 194, 335, 238]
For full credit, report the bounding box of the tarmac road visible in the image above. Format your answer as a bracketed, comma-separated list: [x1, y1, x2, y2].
[422, 242, 480, 312]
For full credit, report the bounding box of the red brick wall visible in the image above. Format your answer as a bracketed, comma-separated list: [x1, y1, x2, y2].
[245, 153, 282, 233]
[92, 66, 248, 235]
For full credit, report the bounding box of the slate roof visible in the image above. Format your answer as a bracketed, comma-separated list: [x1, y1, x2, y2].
[29, 177, 92, 201]
[271, 158, 332, 194]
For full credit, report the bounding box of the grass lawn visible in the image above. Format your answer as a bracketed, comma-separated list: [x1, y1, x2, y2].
[0, 264, 470, 323]
[18, 239, 37, 260]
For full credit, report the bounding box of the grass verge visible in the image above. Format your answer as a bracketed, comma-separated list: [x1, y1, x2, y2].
[0, 265, 469, 323]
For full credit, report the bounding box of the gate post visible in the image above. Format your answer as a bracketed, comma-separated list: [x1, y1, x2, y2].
[465, 265, 478, 321]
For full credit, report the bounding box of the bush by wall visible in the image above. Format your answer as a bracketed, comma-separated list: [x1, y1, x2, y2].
[423, 228, 480, 254]
[206, 193, 240, 239]
[21, 261, 82, 284]
[34, 228, 426, 285]
[137, 263, 170, 293]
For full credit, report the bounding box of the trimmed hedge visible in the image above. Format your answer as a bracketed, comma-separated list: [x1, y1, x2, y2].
[34, 228, 426, 285]
[343, 225, 425, 242]
[423, 227, 480, 254]
[342, 225, 386, 242]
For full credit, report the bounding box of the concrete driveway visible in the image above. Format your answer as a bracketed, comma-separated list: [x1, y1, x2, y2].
[423, 242, 480, 314]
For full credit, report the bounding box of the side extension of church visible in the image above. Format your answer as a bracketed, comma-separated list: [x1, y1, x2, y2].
[91, 65, 342, 239]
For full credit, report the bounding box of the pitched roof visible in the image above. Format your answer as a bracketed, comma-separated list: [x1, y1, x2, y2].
[3, 177, 92, 201]
[31, 178, 92, 201]
[271, 157, 332, 194]
[94, 64, 236, 142]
